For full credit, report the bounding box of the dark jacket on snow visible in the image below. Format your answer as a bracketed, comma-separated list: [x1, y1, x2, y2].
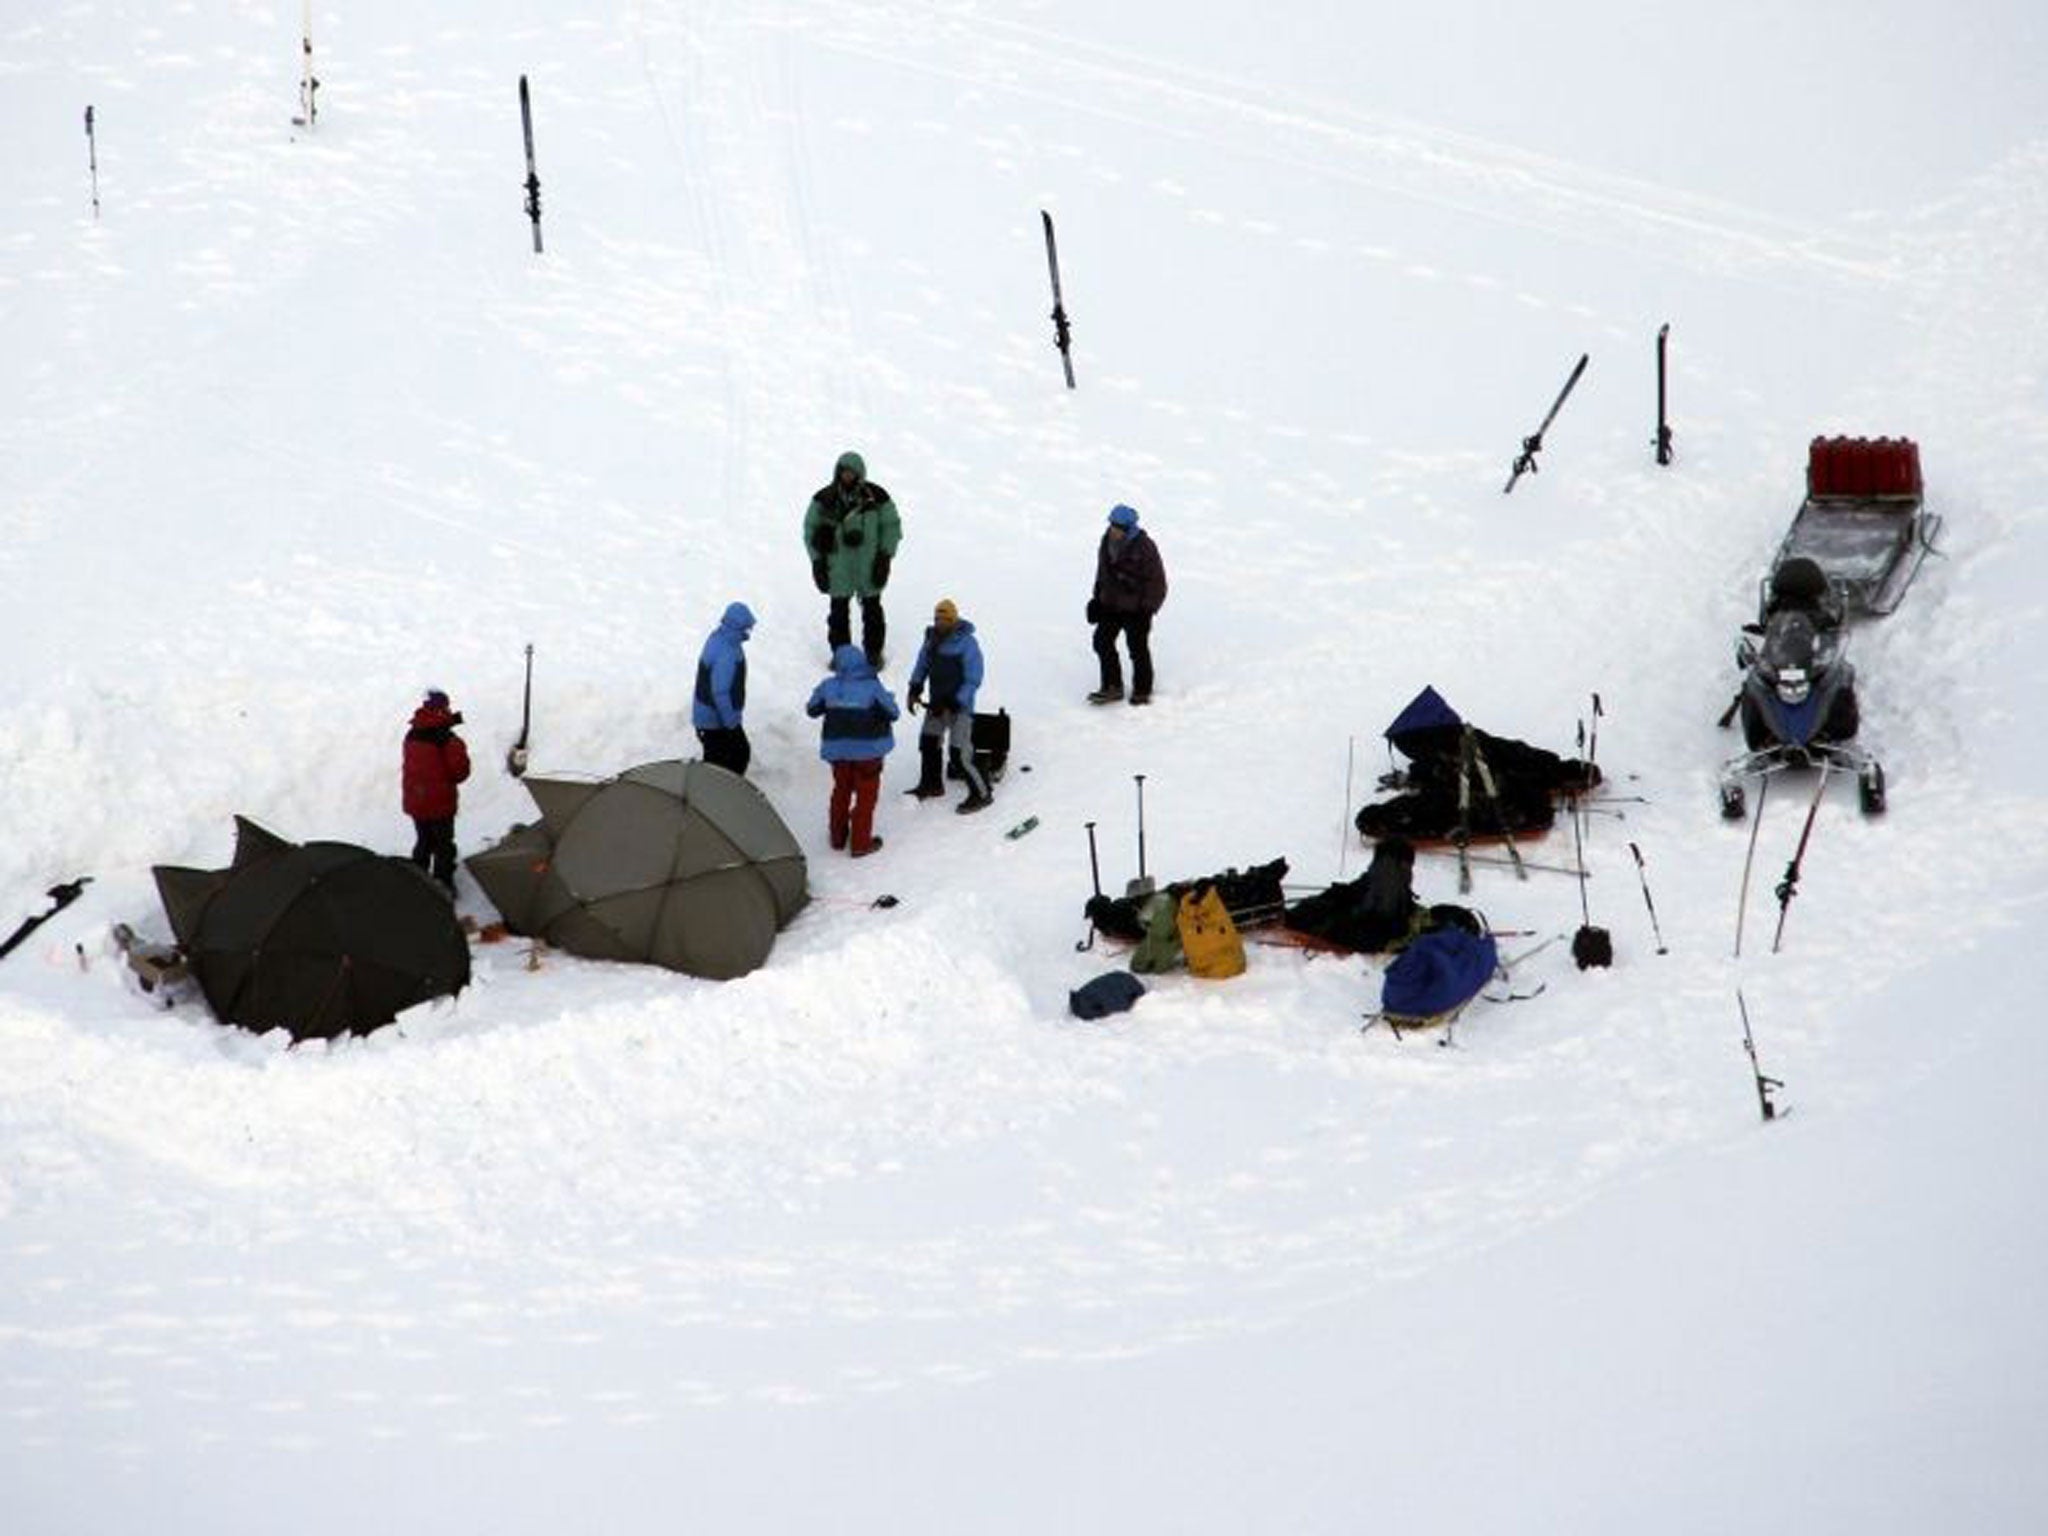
[1093, 527, 1168, 617]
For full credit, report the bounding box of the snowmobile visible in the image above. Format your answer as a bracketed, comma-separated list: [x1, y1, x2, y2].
[1717, 556, 1882, 819]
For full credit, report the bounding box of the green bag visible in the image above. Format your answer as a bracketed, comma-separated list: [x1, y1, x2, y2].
[1128, 892, 1185, 975]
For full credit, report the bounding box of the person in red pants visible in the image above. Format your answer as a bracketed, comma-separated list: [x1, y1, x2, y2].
[805, 644, 900, 856]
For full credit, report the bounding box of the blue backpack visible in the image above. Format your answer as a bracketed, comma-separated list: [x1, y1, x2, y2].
[1381, 924, 1498, 1023]
[1069, 971, 1147, 1020]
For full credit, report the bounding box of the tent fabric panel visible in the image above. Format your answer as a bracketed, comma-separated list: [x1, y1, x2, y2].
[551, 781, 692, 897]
[649, 867, 778, 979]
[523, 777, 608, 837]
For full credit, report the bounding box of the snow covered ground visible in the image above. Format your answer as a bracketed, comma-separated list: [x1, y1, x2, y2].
[4, 2, 2047, 1530]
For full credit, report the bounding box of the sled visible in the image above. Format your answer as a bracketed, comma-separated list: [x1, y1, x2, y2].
[1766, 436, 1942, 619]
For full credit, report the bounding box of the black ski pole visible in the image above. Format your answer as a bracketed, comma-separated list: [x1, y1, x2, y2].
[1736, 989, 1785, 1122]
[1567, 721, 1611, 969]
[1040, 209, 1075, 389]
[1076, 820, 1102, 951]
[1504, 352, 1589, 493]
[1654, 323, 1673, 466]
[84, 106, 99, 218]
[1771, 765, 1829, 954]
[1587, 691, 1603, 775]
[292, 0, 319, 128]
[1628, 841, 1667, 954]
[506, 642, 533, 777]
[519, 75, 544, 254]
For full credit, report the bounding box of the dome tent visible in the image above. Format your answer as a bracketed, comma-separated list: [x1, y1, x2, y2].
[466, 760, 807, 980]
[152, 817, 470, 1041]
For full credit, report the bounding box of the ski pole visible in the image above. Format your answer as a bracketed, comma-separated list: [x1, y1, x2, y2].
[1135, 774, 1147, 883]
[1770, 765, 1829, 954]
[1466, 729, 1527, 882]
[1628, 841, 1667, 954]
[1337, 735, 1355, 878]
[1736, 989, 1785, 1122]
[1733, 772, 1769, 958]
[1076, 820, 1102, 952]
[84, 106, 99, 218]
[1566, 740, 1611, 969]
[1587, 691, 1603, 775]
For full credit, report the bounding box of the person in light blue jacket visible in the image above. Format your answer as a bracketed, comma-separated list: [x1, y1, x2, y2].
[805, 644, 899, 856]
[693, 601, 755, 776]
[904, 597, 991, 815]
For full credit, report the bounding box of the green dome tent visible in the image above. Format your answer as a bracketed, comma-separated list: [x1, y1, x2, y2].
[152, 817, 470, 1041]
[467, 760, 808, 980]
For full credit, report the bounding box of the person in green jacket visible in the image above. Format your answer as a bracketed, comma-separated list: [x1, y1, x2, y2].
[803, 450, 902, 667]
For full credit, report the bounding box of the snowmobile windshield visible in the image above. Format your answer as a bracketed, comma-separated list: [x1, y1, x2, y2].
[1762, 612, 1819, 703]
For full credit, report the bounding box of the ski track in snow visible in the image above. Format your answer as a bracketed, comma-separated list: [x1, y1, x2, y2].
[3, 0, 2048, 1515]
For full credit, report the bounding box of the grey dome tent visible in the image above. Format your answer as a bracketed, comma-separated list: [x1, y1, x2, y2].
[466, 760, 807, 980]
[152, 817, 470, 1040]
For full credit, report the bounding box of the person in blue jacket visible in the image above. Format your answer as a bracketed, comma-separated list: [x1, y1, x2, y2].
[904, 597, 991, 815]
[693, 601, 755, 776]
[805, 644, 900, 856]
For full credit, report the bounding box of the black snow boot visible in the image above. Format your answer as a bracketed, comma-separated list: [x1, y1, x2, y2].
[904, 738, 946, 799]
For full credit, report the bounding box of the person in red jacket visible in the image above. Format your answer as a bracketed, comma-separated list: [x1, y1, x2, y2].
[402, 689, 471, 893]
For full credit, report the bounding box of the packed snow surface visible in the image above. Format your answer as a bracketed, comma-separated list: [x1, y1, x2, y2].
[4, 2, 2046, 1531]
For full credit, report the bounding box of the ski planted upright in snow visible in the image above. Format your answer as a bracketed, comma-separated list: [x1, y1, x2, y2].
[292, 0, 319, 128]
[1504, 352, 1589, 493]
[84, 105, 99, 218]
[520, 75, 544, 254]
[1040, 209, 1075, 389]
[506, 642, 534, 777]
[1654, 323, 1673, 465]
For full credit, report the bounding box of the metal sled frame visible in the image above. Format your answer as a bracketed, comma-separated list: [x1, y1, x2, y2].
[1769, 497, 1944, 619]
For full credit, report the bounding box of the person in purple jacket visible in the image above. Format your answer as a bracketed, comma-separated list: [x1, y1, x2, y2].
[1087, 502, 1168, 705]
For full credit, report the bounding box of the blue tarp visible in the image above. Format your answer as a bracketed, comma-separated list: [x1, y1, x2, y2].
[1381, 925, 1498, 1020]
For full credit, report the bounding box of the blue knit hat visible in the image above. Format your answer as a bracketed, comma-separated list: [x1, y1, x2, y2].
[423, 688, 450, 710]
[1108, 503, 1139, 529]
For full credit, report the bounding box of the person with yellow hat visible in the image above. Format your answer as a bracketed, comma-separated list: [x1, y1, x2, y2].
[905, 597, 992, 814]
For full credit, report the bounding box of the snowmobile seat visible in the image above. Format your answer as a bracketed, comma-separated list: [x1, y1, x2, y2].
[1765, 556, 1842, 628]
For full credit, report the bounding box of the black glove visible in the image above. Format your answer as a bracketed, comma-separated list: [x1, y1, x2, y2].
[1086, 597, 1103, 624]
[811, 559, 829, 593]
[809, 521, 836, 555]
[907, 686, 923, 715]
[871, 551, 891, 588]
